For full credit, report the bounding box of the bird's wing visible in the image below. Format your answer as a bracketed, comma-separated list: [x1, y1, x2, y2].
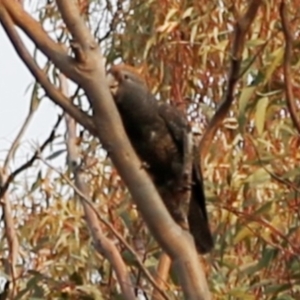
[158, 103, 213, 253]
[157, 103, 189, 152]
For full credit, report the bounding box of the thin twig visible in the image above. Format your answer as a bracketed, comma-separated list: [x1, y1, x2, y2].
[0, 83, 39, 297]
[0, 115, 63, 199]
[4, 113, 35, 169]
[0, 189, 18, 298]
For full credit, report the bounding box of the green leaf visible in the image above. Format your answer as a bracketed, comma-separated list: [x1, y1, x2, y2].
[190, 24, 198, 44]
[255, 97, 269, 135]
[182, 7, 194, 19]
[228, 288, 255, 299]
[45, 149, 66, 160]
[264, 47, 284, 84]
[245, 168, 271, 185]
[239, 86, 256, 115]
[234, 222, 257, 244]
[29, 82, 41, 113]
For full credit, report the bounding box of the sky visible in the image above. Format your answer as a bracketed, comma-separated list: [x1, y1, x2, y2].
[0, 26, 64, 169]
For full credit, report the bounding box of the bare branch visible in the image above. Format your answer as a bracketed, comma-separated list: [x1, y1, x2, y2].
[0, 0, 79, 80]
[151, 253, 171, 300]
[0, 7, 96, 135]
[4, 113, 35, 169]
[56, 0, 95, 53]
[0, 189, 18, 296]
[199, 0, 262, 165]
[279, 1, 300, 134]
[0, 115, 63, 199]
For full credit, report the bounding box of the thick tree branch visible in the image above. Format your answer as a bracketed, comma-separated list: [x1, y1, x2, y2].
[0, 7, 96, 135]
[56, 1, 94, 53]
[61, 76, 136, 300]
[41, 157, 170, 300]
[279, 1, 300, 134]
[199, 0, 262, 165]
[0, 0, 79, 81]
[65, 115, 136, 300]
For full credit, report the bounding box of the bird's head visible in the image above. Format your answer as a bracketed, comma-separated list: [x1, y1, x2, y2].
[106, 64, 147, 101]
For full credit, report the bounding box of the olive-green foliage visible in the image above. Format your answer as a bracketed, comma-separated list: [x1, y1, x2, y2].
[2, 0, 300, 299]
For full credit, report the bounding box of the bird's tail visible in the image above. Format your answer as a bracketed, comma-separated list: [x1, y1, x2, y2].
[188, 174, 214, 254]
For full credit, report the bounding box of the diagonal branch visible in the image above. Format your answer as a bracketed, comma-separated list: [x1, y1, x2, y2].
[61, 75, 136, 300]
[41, 156, 170, 300]
[56, 0, 94, 53]
[0, 0, 81, 82]
[279, 1, 300, 134]
[4, 113, 34, 170]
[0, 115, 63, 200]
[0, 6, 96, 136]
[199, 0, 262, 166]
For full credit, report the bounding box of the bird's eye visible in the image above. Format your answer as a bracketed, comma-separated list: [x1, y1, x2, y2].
[123, 74, 129, 80]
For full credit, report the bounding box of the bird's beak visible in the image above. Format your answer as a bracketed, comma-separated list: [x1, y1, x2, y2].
[106, 72, 119, 96]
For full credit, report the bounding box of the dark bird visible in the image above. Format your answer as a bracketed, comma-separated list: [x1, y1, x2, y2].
[106, 64, 213, 254]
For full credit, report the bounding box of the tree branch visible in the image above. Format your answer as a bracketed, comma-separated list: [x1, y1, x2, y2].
[0, 115, 63, 200]
[151, 253, 171, 300]
[3, 113, 34, 169]
[61, 75, 136, 300]
[199, 0, 262, 165]
[0, 187, 18, 298]
[41, 156, 170, 300]
[0, 0, 79, 81]
[0, 6, 96, 135]
[279, 1, 300, 134]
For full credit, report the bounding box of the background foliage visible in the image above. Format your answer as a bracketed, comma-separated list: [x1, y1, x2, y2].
[1, 0, 300, 299]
